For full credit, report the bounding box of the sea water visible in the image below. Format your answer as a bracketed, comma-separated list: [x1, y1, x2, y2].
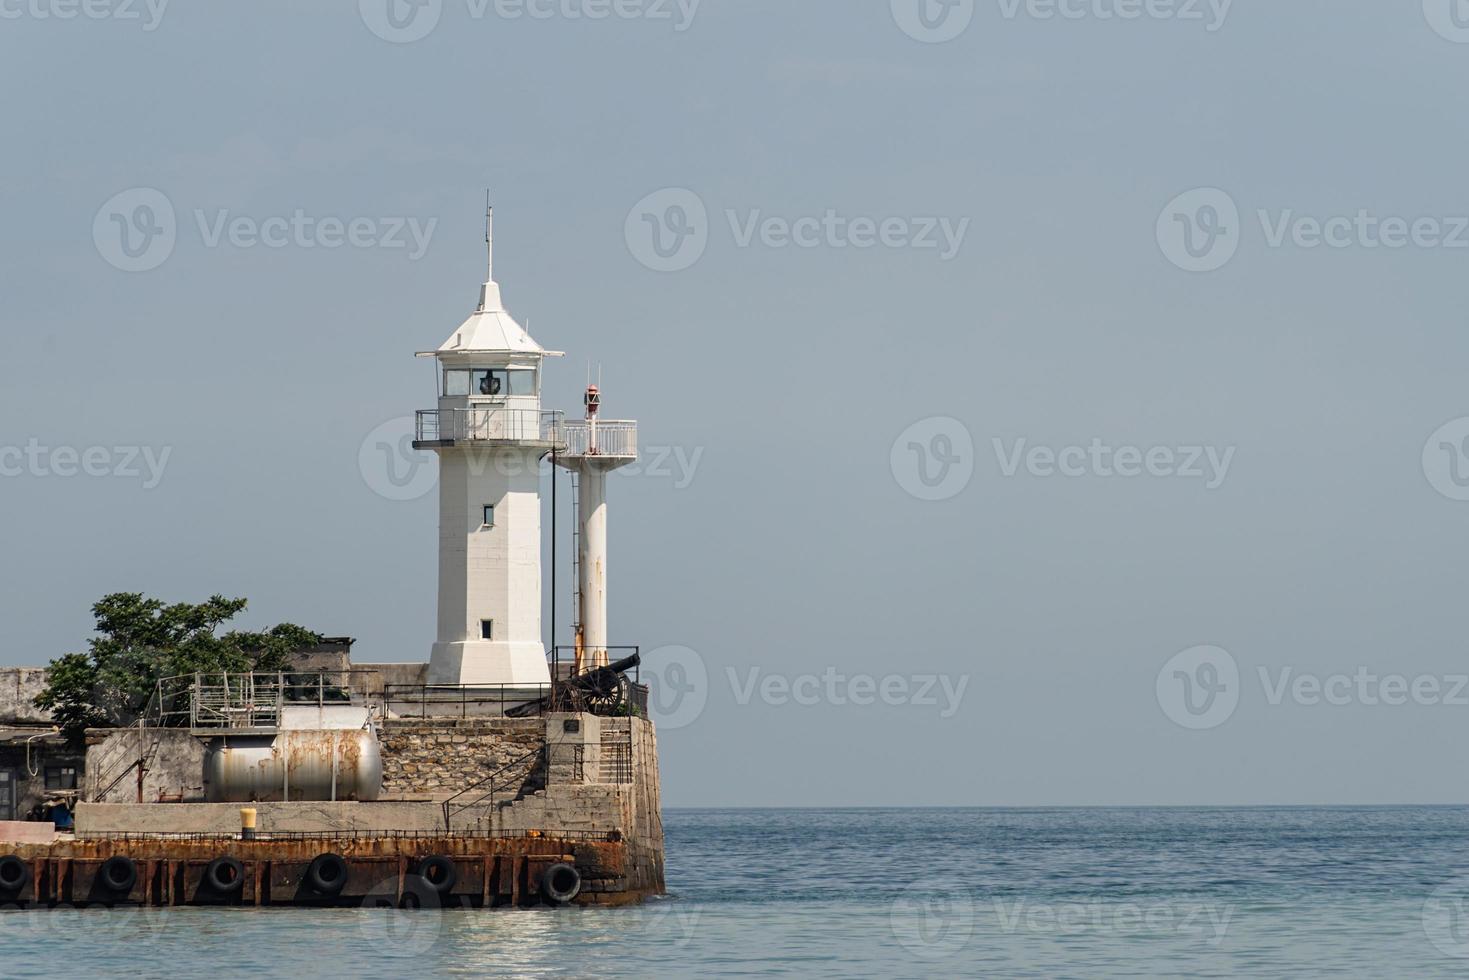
[5, 807, 1469, 978]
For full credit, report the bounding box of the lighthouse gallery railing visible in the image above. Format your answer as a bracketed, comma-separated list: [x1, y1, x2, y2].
[416, 408, 565, 444]
[560, 420, 638, 458]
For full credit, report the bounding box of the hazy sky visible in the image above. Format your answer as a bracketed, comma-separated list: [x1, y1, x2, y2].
[5, 0, 1469, 807]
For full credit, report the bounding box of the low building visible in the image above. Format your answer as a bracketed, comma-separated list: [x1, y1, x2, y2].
[0, 669, 83, 823]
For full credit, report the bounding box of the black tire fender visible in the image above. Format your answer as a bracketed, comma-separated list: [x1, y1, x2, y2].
[0, 855, 30, 893]
[100, 856, 138, 894]
[306, 853, 349, 896]
[205, 857, 245, 895]
[541, 863, 581, 905]
[416, 855, 457, 895]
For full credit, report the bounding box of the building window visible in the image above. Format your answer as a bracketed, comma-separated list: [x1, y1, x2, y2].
[45, 767, 78, 791]
[472, 369, 506, 397]
[482, 505, 495, 528]
[444, 369, 471, 397]
[508, 368, 537, 396]
[480, 620, 494, 640]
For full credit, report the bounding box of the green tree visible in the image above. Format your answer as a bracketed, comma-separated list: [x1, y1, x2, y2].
[34, 593, 322, 741]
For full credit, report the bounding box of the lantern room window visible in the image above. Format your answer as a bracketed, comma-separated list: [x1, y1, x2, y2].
[442, 367, 538, 398]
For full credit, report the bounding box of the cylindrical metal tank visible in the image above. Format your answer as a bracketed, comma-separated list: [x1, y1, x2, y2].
[203, 728, 384, 803]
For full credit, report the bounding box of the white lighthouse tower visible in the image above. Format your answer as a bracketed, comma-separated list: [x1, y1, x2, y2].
[414, 206, 565, 688]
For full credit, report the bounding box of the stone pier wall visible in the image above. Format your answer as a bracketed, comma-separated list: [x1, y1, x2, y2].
[377, 718, 545, 801]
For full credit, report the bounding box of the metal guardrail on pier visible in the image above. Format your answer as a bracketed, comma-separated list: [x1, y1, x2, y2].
[154, 671, 369, 733]
[382, 684, 554, 720]
[416, 408, 565, 444]
[559, 420, 637, 458]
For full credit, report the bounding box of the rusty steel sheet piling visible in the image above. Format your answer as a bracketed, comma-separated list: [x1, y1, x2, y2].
[0, 833, 658, 909]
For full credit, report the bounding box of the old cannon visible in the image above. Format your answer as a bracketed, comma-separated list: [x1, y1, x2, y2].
[509, 653, 642, 717]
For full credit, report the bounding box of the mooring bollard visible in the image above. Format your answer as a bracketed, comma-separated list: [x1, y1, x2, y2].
[241, 807, 258, 841]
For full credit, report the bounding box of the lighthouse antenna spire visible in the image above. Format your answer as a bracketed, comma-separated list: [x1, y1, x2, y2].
[484, 191, 494, 284]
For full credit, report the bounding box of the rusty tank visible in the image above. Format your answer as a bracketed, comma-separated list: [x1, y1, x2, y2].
[203, 727, 384, 803]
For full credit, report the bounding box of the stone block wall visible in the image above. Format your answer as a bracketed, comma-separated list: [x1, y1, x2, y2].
[378, 718, 545, 801]
[84, 729, 207, 804]
[0, 668, 52, 725]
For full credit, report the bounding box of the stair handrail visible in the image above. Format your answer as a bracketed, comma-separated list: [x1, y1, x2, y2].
[440, 744, 546, 832]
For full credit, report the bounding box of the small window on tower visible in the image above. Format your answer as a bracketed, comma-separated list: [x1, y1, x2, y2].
[480, 620, 494, 641]
[482, 505, 495, 528]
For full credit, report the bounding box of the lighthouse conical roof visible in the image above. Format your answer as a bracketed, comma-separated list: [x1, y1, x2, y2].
[432, 279, 549, 356]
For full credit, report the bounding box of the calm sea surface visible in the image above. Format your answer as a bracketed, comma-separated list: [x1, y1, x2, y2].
[6, 807, 1469, 978]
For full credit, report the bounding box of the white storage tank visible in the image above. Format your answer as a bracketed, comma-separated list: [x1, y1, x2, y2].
[202, 706, 384, 803]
